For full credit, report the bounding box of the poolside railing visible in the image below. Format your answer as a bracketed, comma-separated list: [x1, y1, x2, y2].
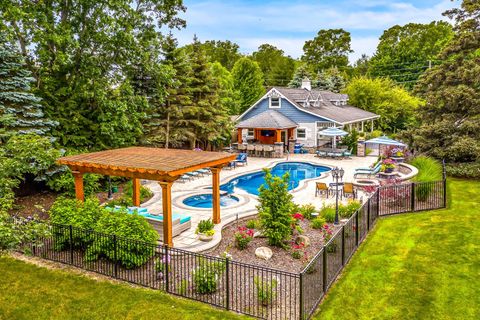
[19, 178, 446, 320]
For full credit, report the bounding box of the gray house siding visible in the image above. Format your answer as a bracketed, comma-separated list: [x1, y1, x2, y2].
[242, 98, 329, 124]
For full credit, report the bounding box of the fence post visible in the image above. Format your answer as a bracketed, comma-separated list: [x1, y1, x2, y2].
[443, 179, 447, 208]
[164, 245, 170, 293]
[113, 235, 118, 278]
[299, 271, 304, 320]
[411, 183, 416, 212]
[367, 200, 371, 231]
[69, 225, 74, 265]
[376, 190, 380, 216]
[322, 248, 327, 293]
[225, 258, 230, 311]
[341, 226, 345, 266]
[355, 211, 359, 246]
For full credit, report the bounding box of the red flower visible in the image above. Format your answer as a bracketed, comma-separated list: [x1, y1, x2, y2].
[292, 213, 304, 221]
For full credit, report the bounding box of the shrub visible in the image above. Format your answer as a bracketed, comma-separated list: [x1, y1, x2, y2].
[446, 162, 480, 179]
[193, 259, 225, 294]
[123, 180, 153, 203]
[47, 171, 101, 197]
[338, 200, 362, 218]
[257, 170, 294, 247]
[291, 242, 305, 259]
[310, 217, 326, 229]
[319, 206, 336, 223]
[246, 219, 260, 229]
[410, 156, 443, 201]
[234, 226, 254, 250]
[254, 276, 278, 306]
[49, 197, 106, 250]
[297, 204, 317, 220]
[85, 210, 158, 269]
[196, 219, 215, 235]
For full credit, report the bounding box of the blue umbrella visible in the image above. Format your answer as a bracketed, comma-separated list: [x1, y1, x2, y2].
[318, 127, 348, 149]
[365, 135, 406, 147]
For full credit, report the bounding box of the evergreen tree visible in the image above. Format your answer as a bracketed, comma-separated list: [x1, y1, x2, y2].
[210, 62, 240, 115]
[403, 1, 480, 162]
[183, 36, 231, 149]
[313, 67, 346, 93]
[144, 34, 193, 148]
[232, 57, 265, 114]
[288, 65, 312, 88]
[0, 34, 56, 142]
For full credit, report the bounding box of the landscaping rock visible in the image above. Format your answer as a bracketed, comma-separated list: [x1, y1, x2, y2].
[253, 231, 265, 238]
[255, 247, 273, 260]
[295, 235, 311, 247]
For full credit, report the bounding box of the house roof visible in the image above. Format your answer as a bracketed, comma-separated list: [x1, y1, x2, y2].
[273, 87, 379, 124]
[57, 147, 236, 180]
[235, 110, 297, 129]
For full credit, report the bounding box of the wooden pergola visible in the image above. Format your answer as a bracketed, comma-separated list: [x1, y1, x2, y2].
[57, 147, 236, 247]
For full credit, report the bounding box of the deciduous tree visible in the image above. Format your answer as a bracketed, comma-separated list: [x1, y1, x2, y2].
[232, 57, 265, 114]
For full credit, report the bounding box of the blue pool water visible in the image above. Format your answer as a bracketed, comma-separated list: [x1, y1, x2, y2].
[220, 162, 330, 196]
[183, 194, 240, 208]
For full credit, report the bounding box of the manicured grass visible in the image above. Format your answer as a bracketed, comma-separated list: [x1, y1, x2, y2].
[0, 257, 247, 320]
[315, 179, 480, 320]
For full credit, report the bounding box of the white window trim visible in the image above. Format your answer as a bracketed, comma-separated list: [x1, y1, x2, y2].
[296, 128, 307, 140]
[269, 97, 281, 109]
[247, 128, 254, 138]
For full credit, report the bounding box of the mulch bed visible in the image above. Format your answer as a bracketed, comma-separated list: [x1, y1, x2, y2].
[208, 217, 341, 273]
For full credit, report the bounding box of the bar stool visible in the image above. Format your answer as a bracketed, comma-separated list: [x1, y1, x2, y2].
[246, 144, 255, 156]
[254, 144, 263, 157]
[263, 145, 273, 158]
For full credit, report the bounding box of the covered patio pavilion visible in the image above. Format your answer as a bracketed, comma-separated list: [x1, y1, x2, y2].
[57, 147, 236, 247]
[236, 110, 297, 144]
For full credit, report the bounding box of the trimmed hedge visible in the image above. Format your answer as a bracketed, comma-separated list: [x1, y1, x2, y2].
[446, 162, 480, 179]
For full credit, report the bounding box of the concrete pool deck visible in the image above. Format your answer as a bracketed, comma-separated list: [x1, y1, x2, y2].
[141, 154, 377, 252]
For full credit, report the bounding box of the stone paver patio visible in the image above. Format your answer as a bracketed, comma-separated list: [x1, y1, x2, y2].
[141, 153, 377, 252]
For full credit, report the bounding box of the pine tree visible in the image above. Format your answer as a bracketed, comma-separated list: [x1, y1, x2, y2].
[183, 36, 231, 149]
[0, 34, 56, 142]
[288, 65, 312, 88]
[144, 34, 193, 148]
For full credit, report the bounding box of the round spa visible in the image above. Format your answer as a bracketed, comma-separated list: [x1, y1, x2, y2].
[183, 194, 240, 209]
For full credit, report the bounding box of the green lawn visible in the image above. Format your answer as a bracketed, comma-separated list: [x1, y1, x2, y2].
[315, 179, 480, 320]
[0, 257, 246, 320]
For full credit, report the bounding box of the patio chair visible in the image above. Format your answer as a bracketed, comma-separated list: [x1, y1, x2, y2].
[233, 153, 248, 166]
[315, 182, 329, 197]
[254, 144, 263, 157]
[343, 149, 352, 158]
[246, 144, 255, 156]
[333, 151, 343, 158]
[197, 168, 211, 175]
[316, 150, 327, 157]
[355, 161, 381, 173]
[186, 171, 200, 179]
[342, 182, 356, 199]
[178, 174, 192, 183]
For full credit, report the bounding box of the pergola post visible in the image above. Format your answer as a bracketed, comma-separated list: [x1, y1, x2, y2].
[276, 129, 282, 143]
[159, 181, 174, 247]
[73, 171, 84, 202]
[211, 167, 222, 224]
[361, 121, 365, 132]
[237, 128, 243, 144]
[132, 178, 141, 207]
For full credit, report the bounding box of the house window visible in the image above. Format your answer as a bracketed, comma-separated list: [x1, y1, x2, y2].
[316, 121, 334, 129]
[270, 97, 280, 108]
[297, 128, 307, 139]
[247, 128, 254, 137]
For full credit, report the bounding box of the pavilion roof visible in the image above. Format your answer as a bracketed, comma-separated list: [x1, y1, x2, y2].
[57, 147, 236, 181]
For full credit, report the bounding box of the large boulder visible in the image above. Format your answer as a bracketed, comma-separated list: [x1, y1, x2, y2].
[295, 235, 311, 247]
[255, 247, 273, 260]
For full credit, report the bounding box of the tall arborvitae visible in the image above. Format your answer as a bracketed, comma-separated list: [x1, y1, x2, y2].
[144, 34, 193, 148]
[183, 36, 230, 149]
[0, 34, 56, 142]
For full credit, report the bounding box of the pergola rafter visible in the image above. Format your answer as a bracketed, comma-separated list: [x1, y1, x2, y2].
[57, 147, 236, 247]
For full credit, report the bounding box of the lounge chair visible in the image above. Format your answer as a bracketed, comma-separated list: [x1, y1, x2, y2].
[354, 164, 381, 178]
[355, 161, 381, 173]
[333, 151, 343, 158]
[342, 183, 356, 199]
[234, 153, 248, 166]
[178, 174, 191, 182]
[197, 169, 210, 176]
[315, 182, 329, 197]
[343, 149, 352, 158]
[316, 150, 327, 157]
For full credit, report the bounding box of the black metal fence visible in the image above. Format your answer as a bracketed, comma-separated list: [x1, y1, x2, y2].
[21, 179, 446, 320]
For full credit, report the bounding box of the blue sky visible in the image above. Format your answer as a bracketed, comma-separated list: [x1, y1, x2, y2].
[173, 0, 457, 63]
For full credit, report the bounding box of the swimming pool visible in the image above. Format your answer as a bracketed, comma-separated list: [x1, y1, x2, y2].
[183, 194, 240, 208]
[221, 162, 330, 196]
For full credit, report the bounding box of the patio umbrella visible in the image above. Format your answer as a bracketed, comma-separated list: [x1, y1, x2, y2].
[318, 127, 348, 149]
[365, 135, 406, 147]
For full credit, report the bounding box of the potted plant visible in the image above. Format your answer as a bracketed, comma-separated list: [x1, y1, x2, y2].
[382, 158, 395, 173]
[196, 219, 215, 241]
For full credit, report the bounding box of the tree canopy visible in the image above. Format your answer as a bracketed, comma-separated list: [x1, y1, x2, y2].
[201, 40, 242, 70]
[252, 44, 295, 86]
[402, 0, 480, 162]
[232, 57, 265, 114]
[302, 29, 352, 73]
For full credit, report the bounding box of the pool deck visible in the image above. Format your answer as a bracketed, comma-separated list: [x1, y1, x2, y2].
[141, 154, 377, 252]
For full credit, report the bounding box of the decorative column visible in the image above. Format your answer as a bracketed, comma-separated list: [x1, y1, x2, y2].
[276, 129, 282, 143]
[159, 181, 174, 247]
[72, 171, 84, 202]
[361, 121, 364, 132]
[237, 128, 243, 144]
[132, 178, 141, 207]
[211, 167, 222, 224]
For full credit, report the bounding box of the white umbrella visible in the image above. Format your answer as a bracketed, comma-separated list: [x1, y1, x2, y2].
[318, 127, 348, 149]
